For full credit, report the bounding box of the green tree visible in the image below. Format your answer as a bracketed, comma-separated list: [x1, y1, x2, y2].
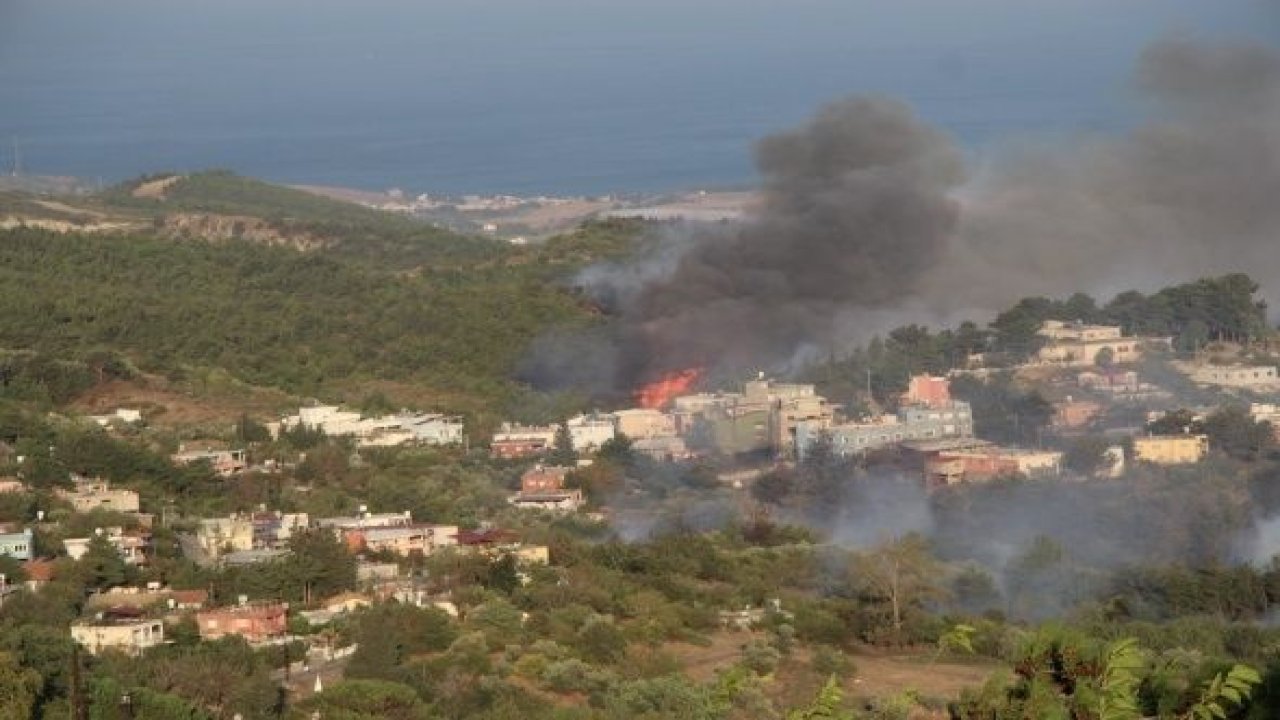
[290, 679, 432, 720]
[0, 651, 41, 720]
[547, 422, 578, 466]
[78, 533, 128, 592]
[284, 528, 357, 602]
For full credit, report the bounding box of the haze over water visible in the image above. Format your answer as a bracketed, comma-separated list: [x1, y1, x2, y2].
[1, 0, 1274, 195]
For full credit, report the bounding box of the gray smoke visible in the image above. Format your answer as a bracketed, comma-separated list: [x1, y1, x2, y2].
[523, 96, 964, 391]
[932, 38, 1280, 314]
[523, 38, 1280, 395]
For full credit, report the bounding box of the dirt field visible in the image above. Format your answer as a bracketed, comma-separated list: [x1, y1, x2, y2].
[672, 631, 999, 701]
[849, 647, 998, 699]
[70, 376, 294, 428]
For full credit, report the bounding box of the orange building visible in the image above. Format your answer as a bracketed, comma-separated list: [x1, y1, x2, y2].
[902, 375, 952, 409]
[520, 465, 572, 493]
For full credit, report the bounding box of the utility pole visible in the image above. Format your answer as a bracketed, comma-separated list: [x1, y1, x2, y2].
[10, 137, 21, 177]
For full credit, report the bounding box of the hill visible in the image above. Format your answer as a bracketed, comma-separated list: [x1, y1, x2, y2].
[0, 171, 646, 419]
[99, 170, 504, 269]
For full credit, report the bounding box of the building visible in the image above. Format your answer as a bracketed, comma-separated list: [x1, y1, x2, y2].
[1183, 363, 1280, 391]
[278, 406, 463, 448]
[172, 448, 247, 477]
[0, 526, 33, 561]
[57, 478, 140, 514]
[490, 423, 558, 459]
[22, 559, 56, 591]
[612, 409, 677, 439]
[1133, 434, 1209, 465]
[925, 447, 1063, 488]
[631, 435, 691, 461]
[902, 375, 954, 409]
[566, 413, 616, 453]
[86, 408, 143, 427]
[520, 465, 573, 493]
[63, 527, 152, 566]
[669, 377, 835, 457]
[316, 510, 413, 532]
[343, 524, 458, 556]
[196, 516, 256, 558]
[1036, 320, 1142, 367]
[196, 602, 288, 643]
[799, 389, 973, 459]
[250, 511, 310, 550]
[0, 478, 24, 494]
[63, 530, 151, 566]
[509, 466, 584, 512]
[71, 616, 165, 656]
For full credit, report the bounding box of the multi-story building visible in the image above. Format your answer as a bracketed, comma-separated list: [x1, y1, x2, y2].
[1183, 363, 1280, 391]
[57, 478, 141, 514]
[509, 465, 583, 512]
[612, 409, 677, 439]
[343, 524, 458, 556]
[1036, 320, 1142, 367]
[71, 616, 165, 656]
[672, 376, 834, 457]
[566, 413, 616, 452]
[925, 447, 1063, 488]
[63, 527, 152, 565]
[0, 526, 33, 561]
[489, 423, 557, 459]
[196, 516, 256, 558]
[1133, 434, 1209, 465]
[798, 378, 973, 459]
[250, 511, 310, 549]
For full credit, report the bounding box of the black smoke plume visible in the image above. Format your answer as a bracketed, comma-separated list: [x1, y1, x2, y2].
[523, 38, 1280, 396]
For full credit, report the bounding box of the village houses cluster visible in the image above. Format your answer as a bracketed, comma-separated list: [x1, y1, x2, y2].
[2, 319, 1279, 657]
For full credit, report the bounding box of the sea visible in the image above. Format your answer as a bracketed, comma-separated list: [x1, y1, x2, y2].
[0, 0, 1274, 197]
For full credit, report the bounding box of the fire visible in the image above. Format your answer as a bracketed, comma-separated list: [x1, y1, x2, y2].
[635, 368, 703, 409]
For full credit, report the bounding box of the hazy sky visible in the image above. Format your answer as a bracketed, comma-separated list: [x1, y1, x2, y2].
[1, 0, 1275, 193]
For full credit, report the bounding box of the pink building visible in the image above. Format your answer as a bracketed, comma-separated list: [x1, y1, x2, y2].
[196, 602, 287, 643]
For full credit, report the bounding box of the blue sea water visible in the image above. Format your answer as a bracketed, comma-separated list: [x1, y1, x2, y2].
[0, 0, 1274, 196]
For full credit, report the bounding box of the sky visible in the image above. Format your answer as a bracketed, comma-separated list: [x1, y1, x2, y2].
[1, 0, 1275, 194]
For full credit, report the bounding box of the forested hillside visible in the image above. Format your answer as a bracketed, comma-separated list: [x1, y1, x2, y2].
[0, 216, 641, 415]
[100, 171, 507, 269]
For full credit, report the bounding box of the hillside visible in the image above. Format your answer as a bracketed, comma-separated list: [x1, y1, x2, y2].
[0, 173, 645, 419]
[100, 171, 505, 269]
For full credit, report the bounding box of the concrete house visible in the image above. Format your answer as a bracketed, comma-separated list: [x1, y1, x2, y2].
[0, 526, 33, 561]
[197, 602, 288, 643]
[1133, 434, 1209, 465]
[72, 616, 165, 656]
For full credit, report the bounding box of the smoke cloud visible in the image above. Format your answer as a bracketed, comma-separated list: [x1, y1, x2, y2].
[522, 38, 1280, 395]
[933, 37, 1280, 312]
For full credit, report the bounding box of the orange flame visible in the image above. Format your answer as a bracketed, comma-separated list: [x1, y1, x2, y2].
[635, 368, 703, 409]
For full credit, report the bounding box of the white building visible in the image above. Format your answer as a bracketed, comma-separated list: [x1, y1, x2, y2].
[567, 413, 616, 452]
[279, 406, 463, 447]
[1184, 363, 1280, 391]
[72, 618, 165, 656]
